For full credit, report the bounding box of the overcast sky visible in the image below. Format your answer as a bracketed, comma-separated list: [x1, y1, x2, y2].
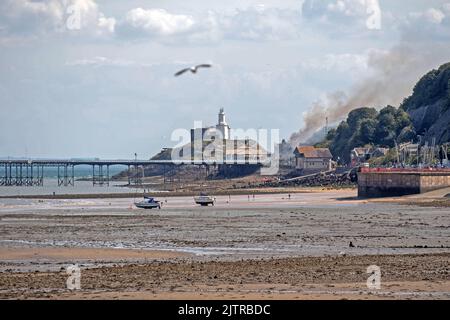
[1, 0, 450, 158]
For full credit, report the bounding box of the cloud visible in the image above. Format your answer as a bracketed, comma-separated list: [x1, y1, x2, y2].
[0, 0, 115, 38]
[300, 52, 369, 73]
[402, 3, 450, 42]
[408, 7, 447, 25]
[97, 13, 116, 34]
[301, 1, 450, 42]
[302, 0, 382, 30]
[117, 6, 300, 43]
[124, 8, 195, 37]
[444, 3, 450, 14]
[66, 56, 161, 68]
[219, 7, 300, 41]
[326, 0, 369, 16]
[0, 0, 65, 35]
[67, 56, 135, 67]
[424, 8, 446, 24]
[64, 0, 116, 36]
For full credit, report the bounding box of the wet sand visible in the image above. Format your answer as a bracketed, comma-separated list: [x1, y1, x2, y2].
[1, 254, 448, 300]
[0, 247, 188, 262]
[0, 186, 341, 199]
[0, 190, 449, 299]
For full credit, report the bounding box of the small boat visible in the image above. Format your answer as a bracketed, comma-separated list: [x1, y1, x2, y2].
[135, 197, 161, 209]
[194, 193, 216, 206]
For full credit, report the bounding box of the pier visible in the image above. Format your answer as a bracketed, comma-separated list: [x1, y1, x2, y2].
[0, 158, 268, 187]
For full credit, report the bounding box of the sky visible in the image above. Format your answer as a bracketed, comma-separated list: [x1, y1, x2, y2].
[1, 0, 450, 159]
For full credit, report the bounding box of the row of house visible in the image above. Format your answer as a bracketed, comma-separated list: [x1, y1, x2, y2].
[350, 147, 389, 166]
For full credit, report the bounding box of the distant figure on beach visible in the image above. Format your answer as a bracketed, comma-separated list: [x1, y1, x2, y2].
[349, 241, 355, 248]
[288, 194, 291, 200]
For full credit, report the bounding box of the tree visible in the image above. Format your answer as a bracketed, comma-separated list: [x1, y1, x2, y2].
[359, 119, 377, 144]
[347, 107, 377, 130]
[325, 105, 415, 163]
[330, 121, 352, 162]
[398, 126, 416, 143]
[326, 128, 337, 141]
[395, 109, 412, 134]
[375, 112, 396, 147]
[401, 62, 450, 111]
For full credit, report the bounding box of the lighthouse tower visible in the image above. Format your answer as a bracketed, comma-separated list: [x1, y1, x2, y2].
[216, 108, 230, 140]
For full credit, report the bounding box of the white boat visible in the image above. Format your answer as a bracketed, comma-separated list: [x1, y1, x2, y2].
[135, 197, 161, 209]
[194, 193, 216, 206]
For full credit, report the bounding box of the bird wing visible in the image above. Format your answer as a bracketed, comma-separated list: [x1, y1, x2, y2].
[195, 64, 212, 69]
[174, 68, 190, 76]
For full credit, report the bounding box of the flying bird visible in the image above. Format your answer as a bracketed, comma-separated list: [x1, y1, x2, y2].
[174, 64, 212, 77]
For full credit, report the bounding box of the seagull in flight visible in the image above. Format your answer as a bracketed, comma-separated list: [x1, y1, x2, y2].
[174, 64, 212, 77]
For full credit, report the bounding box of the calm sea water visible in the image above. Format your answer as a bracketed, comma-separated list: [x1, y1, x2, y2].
[0, 179, 136, 196]
[0, 166, 135, 196]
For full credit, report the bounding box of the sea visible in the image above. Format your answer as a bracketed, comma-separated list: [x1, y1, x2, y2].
[0, 165, 134, 196]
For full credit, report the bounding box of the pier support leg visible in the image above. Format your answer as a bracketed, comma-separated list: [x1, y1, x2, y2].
[71, 165, 74, 186]
[163, 164, 166, 184]
[33, 165, 44, 186]
[93, 165, 107, 186]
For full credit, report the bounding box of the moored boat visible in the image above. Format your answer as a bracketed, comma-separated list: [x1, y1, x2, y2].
[194, 193, 216, 206]
[134, 197, 161, 209]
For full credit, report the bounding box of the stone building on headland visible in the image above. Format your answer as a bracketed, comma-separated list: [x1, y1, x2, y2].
[171, 109, 270, 177]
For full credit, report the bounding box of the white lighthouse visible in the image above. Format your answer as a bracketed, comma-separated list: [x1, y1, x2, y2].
[216, 108, 230, 140]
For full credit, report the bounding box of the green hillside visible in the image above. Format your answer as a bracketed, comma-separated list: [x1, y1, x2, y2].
[318, 62, 450, 163]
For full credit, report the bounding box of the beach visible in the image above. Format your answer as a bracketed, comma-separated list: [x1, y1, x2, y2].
[0, 189, 449, 299]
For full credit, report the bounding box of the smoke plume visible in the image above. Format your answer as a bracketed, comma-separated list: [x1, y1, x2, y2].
[289, 44, 450, 147]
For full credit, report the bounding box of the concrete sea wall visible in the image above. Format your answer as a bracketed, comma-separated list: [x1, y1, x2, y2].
[358, 169, 450, 198]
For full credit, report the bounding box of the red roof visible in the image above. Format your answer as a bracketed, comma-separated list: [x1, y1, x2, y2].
[294, 146, 332, 159]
